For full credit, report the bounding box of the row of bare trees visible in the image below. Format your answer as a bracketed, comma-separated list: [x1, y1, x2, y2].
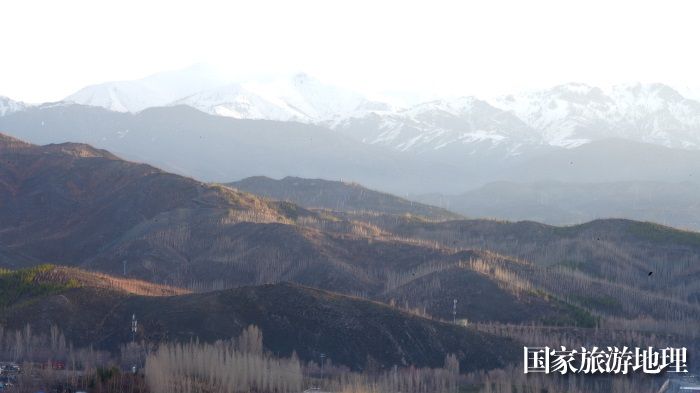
[143, 325, 462, 393]
[0, 324, 68, 362]
[144, 326, 303, 393]
[324, 355, 459, 393]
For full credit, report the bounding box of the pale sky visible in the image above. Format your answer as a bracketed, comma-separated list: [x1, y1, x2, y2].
[2, 0, 700, 103]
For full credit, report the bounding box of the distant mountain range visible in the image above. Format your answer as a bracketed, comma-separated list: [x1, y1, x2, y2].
[35, 67, 698, 159]
[4, 102, 700, 195]
[62, 65, 389, 122]
[3, 66, 700, 227]
[4, 67, 700, 161]
[333, 83, 700, 167]
[0, 104, 470, 194]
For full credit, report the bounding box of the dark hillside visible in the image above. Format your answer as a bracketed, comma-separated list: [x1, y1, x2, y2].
[1, 268, 519, 372]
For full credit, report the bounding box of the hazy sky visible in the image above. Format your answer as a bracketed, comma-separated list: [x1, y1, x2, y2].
[2, 0, 700, 103]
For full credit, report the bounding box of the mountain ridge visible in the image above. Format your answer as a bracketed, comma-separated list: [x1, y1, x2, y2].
[229, 176, 463, 220]
[30, 65, 700, 157]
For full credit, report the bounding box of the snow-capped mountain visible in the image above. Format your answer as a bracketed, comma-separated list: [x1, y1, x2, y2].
[0, 96, 26, 116]
[331, 97, 541, 158]
[332, 83, 700, 159]
[177, 72, 391, 122]
[64, 64, 228, 112]
[66, 67, 390, 122]
[58, 66, 700, 157]
[489, 83, 700, 149]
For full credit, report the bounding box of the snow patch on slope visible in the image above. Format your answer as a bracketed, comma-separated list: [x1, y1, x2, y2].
[180, 73, 391, 122]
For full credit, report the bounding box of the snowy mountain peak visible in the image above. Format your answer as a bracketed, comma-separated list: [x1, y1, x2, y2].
[333, 95, 540, 157]
[486, 82, 700, 149]
[64, 64, 229, 113]
[180, 72, 389, 123]
[333, 82, 700, 158]
[0, 96, 27, 116]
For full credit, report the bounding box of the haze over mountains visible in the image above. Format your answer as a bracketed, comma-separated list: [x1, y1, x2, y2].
[0, 104, 470, 193]
[415, 180, 700, 230]
[2, 66, 697, 154]
[3, 66, 700, 227]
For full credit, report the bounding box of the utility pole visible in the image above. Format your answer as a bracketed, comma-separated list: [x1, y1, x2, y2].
[130, 314, 138, 379]
[453, 299, 457, 324]
[131, 314, 137, 342]
[123, 260, 127, 276]
[320, 353, 326, 380]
